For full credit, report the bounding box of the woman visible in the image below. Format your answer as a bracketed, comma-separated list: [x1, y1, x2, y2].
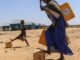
[40, 0, 73, 60]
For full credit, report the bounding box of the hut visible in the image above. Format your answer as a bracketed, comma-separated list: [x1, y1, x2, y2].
[10, 23, 21, 31]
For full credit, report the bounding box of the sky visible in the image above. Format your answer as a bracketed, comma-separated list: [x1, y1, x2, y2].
[0, 0, 80, 26]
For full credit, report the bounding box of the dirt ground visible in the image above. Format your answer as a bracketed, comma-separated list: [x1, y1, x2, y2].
[0, 28, 80, 60]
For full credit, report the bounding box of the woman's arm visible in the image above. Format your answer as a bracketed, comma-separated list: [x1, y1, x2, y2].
[44, 7, 60, 19]
[40, 0, 45, 11]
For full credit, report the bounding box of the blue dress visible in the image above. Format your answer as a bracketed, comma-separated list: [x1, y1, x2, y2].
[44, 15, 73, 55]
[41, 0, 73, 55]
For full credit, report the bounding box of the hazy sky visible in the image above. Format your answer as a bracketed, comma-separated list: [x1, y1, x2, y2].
[0, 0, 80, 26]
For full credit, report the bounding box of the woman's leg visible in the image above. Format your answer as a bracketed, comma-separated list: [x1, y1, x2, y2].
[58, 53, 64, 60]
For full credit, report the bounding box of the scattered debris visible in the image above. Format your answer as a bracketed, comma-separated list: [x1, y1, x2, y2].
[0, 41, 4, 44]
[5, 50, 7, 53]
[33, 49, 45, 60]
[5, 42, 12, 48]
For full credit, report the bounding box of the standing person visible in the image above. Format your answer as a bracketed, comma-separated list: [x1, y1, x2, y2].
[10, 20, 29, 46]
[40, 0, 73, 60]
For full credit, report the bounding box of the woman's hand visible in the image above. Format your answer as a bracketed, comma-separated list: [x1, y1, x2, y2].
[40, 5, 45, 10]
[40, 0, 45, 11]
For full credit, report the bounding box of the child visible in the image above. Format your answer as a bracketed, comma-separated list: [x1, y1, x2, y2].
[10, 20, 29, 46]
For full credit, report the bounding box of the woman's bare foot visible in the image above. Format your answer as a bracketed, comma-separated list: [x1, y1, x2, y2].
[57, 54, 64, 60]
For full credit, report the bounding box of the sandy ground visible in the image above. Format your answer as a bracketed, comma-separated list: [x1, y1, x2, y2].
[0, 28, 80, 60]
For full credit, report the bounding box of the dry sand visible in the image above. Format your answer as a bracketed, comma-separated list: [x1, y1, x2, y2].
[0, 28, 80, 60]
